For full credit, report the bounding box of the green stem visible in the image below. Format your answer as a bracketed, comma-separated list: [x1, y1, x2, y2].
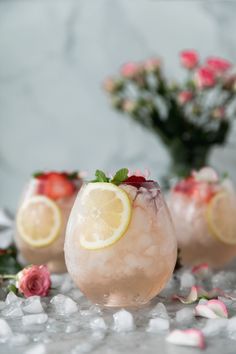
[1, 274, 17, 280]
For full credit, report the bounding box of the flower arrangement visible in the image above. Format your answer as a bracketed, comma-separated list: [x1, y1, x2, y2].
[103, 50, 236, 180]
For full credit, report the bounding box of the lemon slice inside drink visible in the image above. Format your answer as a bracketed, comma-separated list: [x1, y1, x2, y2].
[206, 192, 236, 245]
[17, 195, 62, 247]
[79, 183, 131, 250]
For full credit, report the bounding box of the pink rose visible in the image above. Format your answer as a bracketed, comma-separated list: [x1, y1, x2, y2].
[120, 62, 141, 78]
[206, 57, 232, 74]
[195, 67, 215, 88]
[144, 58, 161, 72]
[180, 50, 199, 69]
[17, 265, 51, 297]
[178, 91, 193, 105]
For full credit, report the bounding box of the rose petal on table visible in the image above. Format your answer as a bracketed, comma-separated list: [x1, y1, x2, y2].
[195, 299, 228, 319]
[207, 299, 228, 318]
[166, 329, 205, 349]
[173, 286, 198, 304]
[192, 263, 210, 277]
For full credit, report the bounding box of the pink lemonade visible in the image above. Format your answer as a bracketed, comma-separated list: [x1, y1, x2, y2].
[65, 170, 177, 307]
[168, 167, 236, 268]
[15, 171, 82, 273]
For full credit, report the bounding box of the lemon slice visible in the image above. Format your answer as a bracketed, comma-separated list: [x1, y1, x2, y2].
[79, 182, 131, 250]
[206, 192, 236, 245]
[16, 195, 62, 247]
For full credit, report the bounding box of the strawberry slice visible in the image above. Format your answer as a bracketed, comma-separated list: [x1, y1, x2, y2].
[40, 172, 76, 200]
[123, 175, 148, 189]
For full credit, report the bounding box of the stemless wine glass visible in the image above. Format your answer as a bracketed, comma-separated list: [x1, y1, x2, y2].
[65, 173, 177, 307]
[15, 171, 83, 273]
[168, 167, 236, 268]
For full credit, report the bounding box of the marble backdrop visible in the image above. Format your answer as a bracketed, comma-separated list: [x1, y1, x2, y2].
[0, 0, 235, 210]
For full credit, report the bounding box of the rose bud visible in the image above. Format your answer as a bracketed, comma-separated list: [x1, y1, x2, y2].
[206, 57, 232, 75]
[103, 78, 123, 93]
[180, 50, 199, 69]
[195, 67, 215, 89]
[178, 91, 193, 105]
[144, 58, 161, 73]
[212, 107, 225, 119]
[17, 265, 51, 298]
[120, 62, 142, 79]
[122, 99, 137, 114]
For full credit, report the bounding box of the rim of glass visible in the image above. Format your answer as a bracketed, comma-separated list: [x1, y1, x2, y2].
[83, 180, 161, 190]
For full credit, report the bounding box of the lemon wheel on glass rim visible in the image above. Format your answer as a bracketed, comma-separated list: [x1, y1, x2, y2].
[16, 195, 62, 247]
[206, 192, 236, 245]
[78, 182, 132, 250]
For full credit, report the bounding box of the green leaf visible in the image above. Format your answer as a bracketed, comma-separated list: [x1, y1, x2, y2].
[66, 171, 79, 180]
[111, 168, 129, 185]
[7, 284, 18, 294]
[32, 171, 44, 178]
[0, 246, 22, 275]
[92, 170, 110, 183]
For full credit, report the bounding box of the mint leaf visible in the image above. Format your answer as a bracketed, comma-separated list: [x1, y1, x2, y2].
[92, 170, 110, 183]
[111, 168, 129, 185]
[33, 171, 44, 178]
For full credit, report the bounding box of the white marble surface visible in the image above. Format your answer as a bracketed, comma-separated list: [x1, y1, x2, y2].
[0, 0, 236, 209]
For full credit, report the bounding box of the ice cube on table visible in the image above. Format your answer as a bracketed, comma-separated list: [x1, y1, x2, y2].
[9, 333, 29, 346]
[0, 318, 12, 340]
[180, 271, 195, 289]
[90, 317, 107, 331]
[2, 302, 23, 318]
[202, 318, 228, 337]
[23, 296, 44, 314]
[50, 294, 78, 315]
[25, 344, 46, 354]
[69, 288, 84, 301]
[71, 342, 94, 354]
[176, 308, 194, 325]
[149, 302, 169, 319]
[60, 274, 74, 293]
[5, 291, 23, 305]
[0, 301, 5, 310]
[227, 316, 236, 340]
[113, 309, 134, 332]
[212, 271, 236, 289]
[22, 314, 48, 325]
[50, 274, 65, 288]
[147, 317, 169, 333]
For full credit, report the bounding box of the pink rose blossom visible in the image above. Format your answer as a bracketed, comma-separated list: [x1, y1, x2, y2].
[206, 57, 232, 74]
[17, 265, 51, 298]
[195, 67, 215, 88]
[178, 91, 193, 105]
[144, 58, 161, 72]
[120, 62, 141, 78]
[180, 50, 199, 69]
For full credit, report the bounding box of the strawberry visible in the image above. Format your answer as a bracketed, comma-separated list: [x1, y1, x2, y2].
[174, 176, 217, 203]
[38, 172, 76, 200]
[123, 175, 147, 188]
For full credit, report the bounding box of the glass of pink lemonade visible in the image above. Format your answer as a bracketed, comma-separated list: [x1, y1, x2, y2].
[64, 169, 177, 307]
[168, 167, 236, 268]
[15, 171, 83, 273]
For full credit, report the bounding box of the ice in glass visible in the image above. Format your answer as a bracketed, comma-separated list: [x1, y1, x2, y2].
[15, 171, 83, 273]
[168, 167, 236, 268]
[65, 169, 177, 307]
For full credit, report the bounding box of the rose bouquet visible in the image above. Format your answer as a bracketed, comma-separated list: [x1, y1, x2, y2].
[103, 51, 236, 181]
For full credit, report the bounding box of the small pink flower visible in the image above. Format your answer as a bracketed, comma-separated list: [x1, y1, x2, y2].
[212, 107, 225, 119]
[195, 67, 215, 88]
[17, 265, 51, 298]
[206, 57, 232, 74]
[120, 62, 141, 79]
[180, 50, 199, 69]
[144, 58, 161, 72]
[178, 91, 193, 105]
[103, 77, 117, 93]
[122, 99, 137, 113]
